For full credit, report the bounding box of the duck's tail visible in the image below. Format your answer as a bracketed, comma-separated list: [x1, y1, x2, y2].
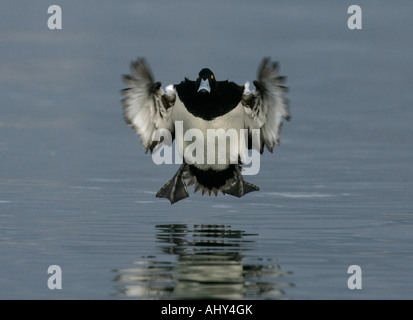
[186, 165, 259, 197]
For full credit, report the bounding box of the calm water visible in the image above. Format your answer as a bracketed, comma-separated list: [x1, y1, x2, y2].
[1, 1, 412, 299]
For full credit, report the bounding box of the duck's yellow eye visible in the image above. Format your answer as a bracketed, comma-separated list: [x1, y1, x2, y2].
[211, 75, 214, 80]
[197, 75, 200, 79]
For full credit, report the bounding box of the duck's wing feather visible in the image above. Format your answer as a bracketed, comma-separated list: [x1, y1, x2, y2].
[242, 57, 290, 153]
[122, 58, 176, 153]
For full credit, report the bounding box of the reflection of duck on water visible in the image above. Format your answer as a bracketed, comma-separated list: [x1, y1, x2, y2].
[113, 224, 293, 299]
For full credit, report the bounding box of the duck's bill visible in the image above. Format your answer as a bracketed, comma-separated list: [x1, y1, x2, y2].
[197, 78, 211, 93]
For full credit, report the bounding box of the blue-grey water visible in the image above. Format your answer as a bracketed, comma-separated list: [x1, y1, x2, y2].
[1, 1, 412, 299]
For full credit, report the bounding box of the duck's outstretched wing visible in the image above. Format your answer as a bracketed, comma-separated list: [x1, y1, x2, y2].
[122, 58, 176, 153]
[242, 57, 290, 153]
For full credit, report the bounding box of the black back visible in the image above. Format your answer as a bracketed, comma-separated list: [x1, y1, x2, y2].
[175, 79, 244, 121]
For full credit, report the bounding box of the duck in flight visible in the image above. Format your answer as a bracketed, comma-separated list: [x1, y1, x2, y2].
[122, 58, 290, 204]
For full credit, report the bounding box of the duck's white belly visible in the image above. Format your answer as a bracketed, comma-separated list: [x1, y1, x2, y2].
[172, 96, 246, 170]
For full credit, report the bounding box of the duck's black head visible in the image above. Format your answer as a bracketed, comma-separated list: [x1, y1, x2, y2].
[175, 67, 243, 120]
[195, 68, 216, 94]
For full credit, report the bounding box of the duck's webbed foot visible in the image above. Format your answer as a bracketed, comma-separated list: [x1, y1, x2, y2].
[156, 164, 189, 204]
[223, 165, 259, 197]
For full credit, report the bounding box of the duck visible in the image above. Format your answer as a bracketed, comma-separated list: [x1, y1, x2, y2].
[122, 57, 290, 204]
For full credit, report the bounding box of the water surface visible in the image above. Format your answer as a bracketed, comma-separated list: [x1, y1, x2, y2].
[1, 0, 412, 299]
